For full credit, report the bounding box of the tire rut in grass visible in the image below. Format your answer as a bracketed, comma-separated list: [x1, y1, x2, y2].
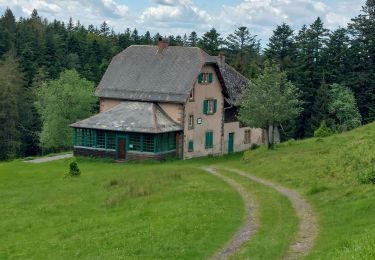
[203, 167, 258, 260]
[225, 168, 318, 260]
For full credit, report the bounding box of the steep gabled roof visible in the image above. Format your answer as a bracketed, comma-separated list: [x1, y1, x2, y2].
[70, 101, 182, 133]
[95, 45, 207, 103]
[95, 45, 249, 105]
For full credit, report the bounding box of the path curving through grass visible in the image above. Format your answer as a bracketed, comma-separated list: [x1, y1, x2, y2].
[225, 168, 318, 259]
[203, 167, 258, 259]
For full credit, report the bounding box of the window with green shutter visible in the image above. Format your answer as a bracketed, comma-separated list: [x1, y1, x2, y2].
[203, 99, 217, 115]
[188, 140, 194, 152]
[198, 73, 203, 84]
[208, 73, 213, 83]
[205, 131, 213, 149]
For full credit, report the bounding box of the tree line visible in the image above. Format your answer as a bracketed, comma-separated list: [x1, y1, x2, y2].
[0, 0, 374, 159]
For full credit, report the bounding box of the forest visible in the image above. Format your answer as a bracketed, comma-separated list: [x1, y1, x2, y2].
[0, 1, 374, 160]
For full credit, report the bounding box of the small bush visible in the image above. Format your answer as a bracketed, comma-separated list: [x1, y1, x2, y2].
[307, 184, 329, 195]
[68, 161, 81, 177]
[250, 143, 260, 150]
[314, 121, 333, 138]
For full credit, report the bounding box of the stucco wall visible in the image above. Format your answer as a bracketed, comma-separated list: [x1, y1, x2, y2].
[223, 122, 263, 153]
[100, 98, 121, 112]
[158, 103, 183, 124]
[183, 65, 224, 159]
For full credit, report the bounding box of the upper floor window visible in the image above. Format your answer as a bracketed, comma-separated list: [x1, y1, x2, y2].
[198, 72, 213, 84]
[189, 87, 194, 102]
[203, 99, 217, 115]
[188, 114, 194, 129]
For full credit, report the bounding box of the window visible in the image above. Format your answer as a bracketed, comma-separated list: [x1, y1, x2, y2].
[203, 99, 217, 115]
[96, 131, 106, 148]
[75, 128, 84, 146]
[106, 132, 116, 150]
[244, 129, 252, 144]
[129, 133, 141, 151]
[205, 131, 213, 149]
[188, 140, 194, 152]
[189, 88, 194, 101]
[198, 72, 213, 84]
[188, 114, 194, 129]
[143, 134, 155, 152]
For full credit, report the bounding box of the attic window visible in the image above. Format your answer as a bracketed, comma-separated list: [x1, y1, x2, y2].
[198, 73, 213, 84]
[189, 88, 194, 101]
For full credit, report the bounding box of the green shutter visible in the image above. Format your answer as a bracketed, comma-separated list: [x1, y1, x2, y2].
[213, 99, 217, 113]
[208, 73, 213, 83]
[203, 99, 208, 114]
[205, 131, 213, 149]
[188, 140, 194, 151]
[198, 73, 203, 83]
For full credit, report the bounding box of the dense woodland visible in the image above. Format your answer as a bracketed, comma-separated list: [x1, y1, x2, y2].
[0, 0, 374, 160]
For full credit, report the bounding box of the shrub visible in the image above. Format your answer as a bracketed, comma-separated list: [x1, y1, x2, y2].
[250, 143, 260, 150]
[357, 168, 375, 184]
[314, 121, 333, 138]
[68, 161, 81, 177]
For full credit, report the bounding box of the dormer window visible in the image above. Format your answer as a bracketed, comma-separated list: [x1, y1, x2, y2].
[198, 73, 213, 84]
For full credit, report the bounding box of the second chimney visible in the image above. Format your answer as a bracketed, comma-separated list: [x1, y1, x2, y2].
[218, 53, 225, 66]
[157, 37, 169, 54]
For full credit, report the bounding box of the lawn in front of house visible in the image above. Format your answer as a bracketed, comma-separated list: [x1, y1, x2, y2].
[0, 158, 243, 259]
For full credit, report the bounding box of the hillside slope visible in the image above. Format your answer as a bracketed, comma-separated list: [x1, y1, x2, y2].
[212, 122, 375, 259]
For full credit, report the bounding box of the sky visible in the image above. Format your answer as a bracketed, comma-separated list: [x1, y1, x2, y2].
[0, 0, 365, 45]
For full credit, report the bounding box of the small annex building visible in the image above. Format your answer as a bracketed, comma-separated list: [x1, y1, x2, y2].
[70, 38, 265, 161]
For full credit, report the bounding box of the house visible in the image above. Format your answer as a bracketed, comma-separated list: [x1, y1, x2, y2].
[70, 38, 265, 161]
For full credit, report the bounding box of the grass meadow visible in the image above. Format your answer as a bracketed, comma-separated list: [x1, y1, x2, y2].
[1, 122, 375, 259]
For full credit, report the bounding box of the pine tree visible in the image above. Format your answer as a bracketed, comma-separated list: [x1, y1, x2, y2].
[100, 21, 110, 36]
[264, 23, 296, 73]
[188, 31, 198, 47]
[225, 26, 260, 78]
[198, 28, 222, 55]
[0, 52, 24, 159]
[348, 0, 375, 123]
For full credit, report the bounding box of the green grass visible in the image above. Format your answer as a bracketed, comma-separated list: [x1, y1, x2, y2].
[212, 122, 375, 259]
[0, 158, 243, 259]
[2, 122, 375, 259]
[219, 169, 298, 260]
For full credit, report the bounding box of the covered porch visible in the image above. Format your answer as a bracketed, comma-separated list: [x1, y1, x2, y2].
[70, 101, 182, 161]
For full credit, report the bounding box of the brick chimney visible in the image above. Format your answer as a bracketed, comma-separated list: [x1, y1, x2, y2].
[157, 37, 169, 54]
[218, 53, 225, 66]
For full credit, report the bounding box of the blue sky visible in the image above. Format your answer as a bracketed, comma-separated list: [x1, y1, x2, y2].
[0, 0, 364, 44]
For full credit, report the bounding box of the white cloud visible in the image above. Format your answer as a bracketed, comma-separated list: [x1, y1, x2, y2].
[0, 0, 364, 43]
[138, 0, 210, 31]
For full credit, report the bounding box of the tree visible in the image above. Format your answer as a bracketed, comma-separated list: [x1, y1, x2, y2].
[188, 31, 198, 47]
[0, 52, 24, 160]
[328, 84, 362, 132]
[198, 28, 222, 55]
[348, 0, 375, 123]
[294, 18, 330, 137]
[35, 69, 97, 149]
[238, 63, 303, 148]
[264, 23, 296, 73]
[225, 26, 260, 78]
[99, 21, 110, 36]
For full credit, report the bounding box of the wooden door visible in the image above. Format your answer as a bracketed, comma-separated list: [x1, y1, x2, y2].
[228, 132, 234, 154]
[117, 137, 126, 160]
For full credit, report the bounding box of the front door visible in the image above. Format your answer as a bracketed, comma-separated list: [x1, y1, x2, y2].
[117, 137, 126, 160]
[228, 132, 234, 154]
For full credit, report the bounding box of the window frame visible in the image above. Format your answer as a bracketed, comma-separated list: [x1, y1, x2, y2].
[244, 129, 252, 144]
[205, 131, 214, 149]
[188, 114, 194, 130]
[189, 87, 194, 102]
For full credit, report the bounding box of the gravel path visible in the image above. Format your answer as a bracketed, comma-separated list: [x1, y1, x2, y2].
[203, 167, 258, 260]
[226, 168, 318, 260]
[24, 153, 73, 163]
